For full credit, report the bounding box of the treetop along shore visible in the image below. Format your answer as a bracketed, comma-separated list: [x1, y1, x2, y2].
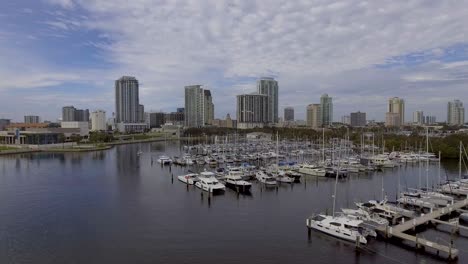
[183, 127, 468, 159]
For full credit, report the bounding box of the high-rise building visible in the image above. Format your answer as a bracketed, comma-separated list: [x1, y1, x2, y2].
[204, 90, 214, 125]
[447, 99, 465, 126]
[284, 107, 294, 121]
[257, 77, 279, 123]
[62, 106, 89, 122]
[350, 111, 366, 127]
[114, 76, 147, 132]
[413, 111, 424, 125]
[62, 106, 76, 122]
[184, 85, 204, 127]
[236, 93, 268, 129]
[176, 108, 185, 113]
[341, 115, 350, 125]
[138, 104, 145, 122]
[75, 109, 89, 122]
[24, 115, 40, 123]
[184, 85, 214, 127]
[320, 94, 333, 126]
[425, 115, 436, 125]
[307, 104, 322, 128]
[146, 112, 166, 128]
[386, 97, 405, 126]
[115, 76, 140, 123]
[385, 112, 401, 127]
[91, 110, 107, 131]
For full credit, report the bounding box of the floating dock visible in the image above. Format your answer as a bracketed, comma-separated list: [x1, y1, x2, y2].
[376, 198, 468, 260]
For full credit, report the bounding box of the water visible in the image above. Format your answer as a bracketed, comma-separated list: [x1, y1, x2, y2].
[0, 141, 467, 264]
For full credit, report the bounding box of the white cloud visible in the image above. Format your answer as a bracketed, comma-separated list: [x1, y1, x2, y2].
[45, 0, 75, 9]
[3, 0, 468, 121]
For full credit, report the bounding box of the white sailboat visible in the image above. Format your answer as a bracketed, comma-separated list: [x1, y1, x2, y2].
[306, 149, 370, 245]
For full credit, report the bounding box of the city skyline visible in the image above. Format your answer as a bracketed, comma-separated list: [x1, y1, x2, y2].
[1, 2, 468, 121]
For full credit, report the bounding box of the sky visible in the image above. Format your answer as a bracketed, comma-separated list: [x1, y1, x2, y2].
[1, 0, 468, 122]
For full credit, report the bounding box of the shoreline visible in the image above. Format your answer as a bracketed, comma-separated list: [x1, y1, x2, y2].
[0, 137, 202, 156]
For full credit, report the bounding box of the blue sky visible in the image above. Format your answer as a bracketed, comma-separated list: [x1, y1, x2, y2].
[1, 0, 468, 122]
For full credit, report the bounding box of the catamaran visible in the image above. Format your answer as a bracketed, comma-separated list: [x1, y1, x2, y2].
[195, 171, 226, 194]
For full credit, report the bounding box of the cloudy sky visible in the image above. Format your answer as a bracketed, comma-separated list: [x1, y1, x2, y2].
[1, 0, 468, 122]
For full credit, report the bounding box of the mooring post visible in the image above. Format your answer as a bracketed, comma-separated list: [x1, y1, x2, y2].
[415, 234, 419, 249]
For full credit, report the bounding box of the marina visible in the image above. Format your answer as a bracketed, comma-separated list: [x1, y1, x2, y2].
[1, 139, 468, 263]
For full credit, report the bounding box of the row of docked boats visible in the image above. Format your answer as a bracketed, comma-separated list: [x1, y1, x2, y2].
[177, 165, 304, 194]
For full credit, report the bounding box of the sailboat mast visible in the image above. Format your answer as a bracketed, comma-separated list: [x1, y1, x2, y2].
[322, 128, 325, 164]
[459, 141, 462, 180]
[332, 145, 340, 217]
[438, 151, 441, 187]
[425, 126, 429, 190]
[276, 131, 279, 172]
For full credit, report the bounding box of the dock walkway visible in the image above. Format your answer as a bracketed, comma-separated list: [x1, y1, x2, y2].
[376, 198, 468, 260]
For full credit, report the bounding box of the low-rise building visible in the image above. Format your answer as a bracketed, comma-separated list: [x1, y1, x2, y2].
[385, 112, 401, 127]
[91, 110, 107, 131]
[61, 121, 90, 136]
[0, 127, 81, 145]
[350, 111, 366, 127]
[116, 123, 147, 133]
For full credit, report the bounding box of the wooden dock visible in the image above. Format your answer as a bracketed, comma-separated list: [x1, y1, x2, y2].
[376, 198, 468, 260]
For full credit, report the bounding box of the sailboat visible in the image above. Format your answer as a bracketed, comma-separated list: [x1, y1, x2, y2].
[273, 132, 293, 183]
[306, 148, 370, 244]
[400, 127, 452, 208]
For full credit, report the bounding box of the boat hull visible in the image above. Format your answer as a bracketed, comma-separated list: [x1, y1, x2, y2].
[225, 181, 252, 192]
[306, 218, 367, 245]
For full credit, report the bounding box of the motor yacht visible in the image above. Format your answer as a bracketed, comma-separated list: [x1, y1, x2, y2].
[195, 171, 226, 194]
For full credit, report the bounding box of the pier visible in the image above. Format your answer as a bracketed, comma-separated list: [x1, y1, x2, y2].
[376, 198, 468, 260]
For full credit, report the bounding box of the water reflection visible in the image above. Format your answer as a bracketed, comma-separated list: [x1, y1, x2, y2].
[1, 143, 467, 264]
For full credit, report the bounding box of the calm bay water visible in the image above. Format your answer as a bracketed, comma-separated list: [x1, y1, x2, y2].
[0, 141, 467, 264]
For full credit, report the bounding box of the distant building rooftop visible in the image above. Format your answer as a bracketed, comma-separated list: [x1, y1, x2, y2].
[7, 123, 50, 130]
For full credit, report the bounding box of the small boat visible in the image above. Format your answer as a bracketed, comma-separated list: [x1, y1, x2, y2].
[177, 173, 199, 185]
[284, 170, 302, 182]
[255, 171, 277, 187]
[273, 171, 294, 183]
[298, 164, 326, 177]
[157, 155, 173, 165]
